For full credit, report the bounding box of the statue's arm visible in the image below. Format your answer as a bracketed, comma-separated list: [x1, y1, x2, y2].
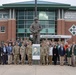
[30, 25, 34, 33]
[30, 25, 36, 33]
[39, 24, 42, 31]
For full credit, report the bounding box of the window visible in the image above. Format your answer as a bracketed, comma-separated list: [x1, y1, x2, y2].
[0, 14, 2, 18]
[19, 11, 24, 15]
[16, 10, 57, 38]
[0, 26, 5, 32]
[18, 25, 24, 28]
[65, 11, 76, 20]
[18, 20, 24, 24]
[39, 12, 48, 20]
[3, 14, 9, 19]
[18, 15, 24, 19]
[17, 33, 24, 38]
[17, 28, 25, 33]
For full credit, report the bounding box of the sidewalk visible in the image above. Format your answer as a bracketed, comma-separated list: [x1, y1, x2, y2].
[0, 65, 76, 75]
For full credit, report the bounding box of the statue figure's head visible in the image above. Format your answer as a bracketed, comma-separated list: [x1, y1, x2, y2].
[34, 17, 38, 23]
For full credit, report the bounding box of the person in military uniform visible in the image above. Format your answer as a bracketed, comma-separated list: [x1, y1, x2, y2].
[45, 39, 49, 64]
[40, 42, 44, 65]
[23, 37, 27, 47]
[41, 41, 49, 65]
[30, 17, 42, 44]
[26, 41, 32, 65]
[20, 42, 26, 64]
[13, 42, 20, 65]
[45, 41, 49, 65]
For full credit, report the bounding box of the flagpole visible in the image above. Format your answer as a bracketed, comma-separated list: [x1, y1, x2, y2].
[35, 0, 37, 17]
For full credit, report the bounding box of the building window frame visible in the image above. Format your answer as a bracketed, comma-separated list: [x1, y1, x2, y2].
[0, 14, 2, 18]
[0, 26, 5, 33]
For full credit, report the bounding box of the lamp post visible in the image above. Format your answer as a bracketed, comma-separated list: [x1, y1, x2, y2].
[35, 0, 37, 17]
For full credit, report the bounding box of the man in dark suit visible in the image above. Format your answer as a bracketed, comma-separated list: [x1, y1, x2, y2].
[53, 45, 58, 65]
[2, 44, 7, 65]
[0, 44, 2, 64]
[59, 44, 65, 66]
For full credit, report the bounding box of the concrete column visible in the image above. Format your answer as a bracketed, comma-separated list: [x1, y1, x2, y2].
[58, 9, 60, 19]
[2, 14, 3, 19]
[13, 9, 15, 19]
[62, 9, 64, 19]
[9, 9, 12, 19]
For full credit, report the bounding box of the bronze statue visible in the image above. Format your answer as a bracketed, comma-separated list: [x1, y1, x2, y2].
[30, 17, 42, 44]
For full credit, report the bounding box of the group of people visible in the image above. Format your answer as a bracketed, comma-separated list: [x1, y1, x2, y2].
[0, 38, 76, 67]
[41, 40, 76, 67]
[0, 38, 32, 65]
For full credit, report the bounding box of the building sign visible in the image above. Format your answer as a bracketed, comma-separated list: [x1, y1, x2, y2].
[69, 24, 76, 36]
[32, 44, 40, 60]
[30, 35, 71, 39]
[40, 35, 61, 38]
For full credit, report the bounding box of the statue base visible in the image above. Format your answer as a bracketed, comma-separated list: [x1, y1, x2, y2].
[32, 44, 40, 64]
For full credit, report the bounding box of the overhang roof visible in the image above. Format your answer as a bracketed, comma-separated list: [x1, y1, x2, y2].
[0, 6, 4, 9]
[3, 1, 70, 5]
[69, 6, 76, 10]
[0, 1, 76, 10]
[2, 1, 70, 9]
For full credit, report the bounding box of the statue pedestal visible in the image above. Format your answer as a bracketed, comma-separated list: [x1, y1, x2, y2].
[32, 44, 40, 64]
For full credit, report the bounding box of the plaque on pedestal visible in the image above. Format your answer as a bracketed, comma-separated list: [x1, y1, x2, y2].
[32, 44, 40, 60]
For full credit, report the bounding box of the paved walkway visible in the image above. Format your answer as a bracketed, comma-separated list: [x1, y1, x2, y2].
[0, 65, 76, 75]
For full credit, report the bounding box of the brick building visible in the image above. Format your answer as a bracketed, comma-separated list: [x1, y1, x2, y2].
[0, 1, 76, 43]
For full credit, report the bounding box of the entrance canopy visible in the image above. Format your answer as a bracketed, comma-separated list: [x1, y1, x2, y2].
[30, 35, 72, 39]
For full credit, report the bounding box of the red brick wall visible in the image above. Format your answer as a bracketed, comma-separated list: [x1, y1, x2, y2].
[57, 20, 62, 35]
[57, 20, 76, 43]
[0, 20, 8, 42]
[0, 19, 76, 43]
[62, 20, 65, 35]
[11, 20, 16, 41]
[65, 21, 76, 43]
[0, 20, 16, 42]
[8, 20, 12, 41]
[57, 20, 65, 35]
[8, 20, 16, 41]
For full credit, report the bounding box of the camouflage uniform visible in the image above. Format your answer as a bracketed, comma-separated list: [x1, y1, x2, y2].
[40, 46, 44, 64]
[13, 46, 20, 64]
[20, 45, 26, 64]
[43, 46, 49, 65]
[26, 45, 32, 65]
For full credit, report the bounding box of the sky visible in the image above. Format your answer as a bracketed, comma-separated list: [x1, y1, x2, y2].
[0, 0, 76, 6]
